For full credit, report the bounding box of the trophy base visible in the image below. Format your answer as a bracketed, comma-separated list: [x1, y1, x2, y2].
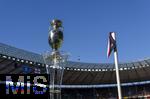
[42, 50, 69, 99]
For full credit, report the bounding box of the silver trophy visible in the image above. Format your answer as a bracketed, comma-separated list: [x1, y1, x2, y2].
[48, 19, 63, 51]
[43, 19, 68, 99]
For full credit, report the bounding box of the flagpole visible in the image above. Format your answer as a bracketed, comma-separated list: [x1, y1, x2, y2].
[113, 33, 122, 99]
[114, 50, 122, 99]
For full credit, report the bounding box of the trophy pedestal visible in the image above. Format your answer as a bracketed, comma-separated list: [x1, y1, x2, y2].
[43, 51, 68, 99]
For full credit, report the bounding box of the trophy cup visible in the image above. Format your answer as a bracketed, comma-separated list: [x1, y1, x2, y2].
[43, 19, 68, 99]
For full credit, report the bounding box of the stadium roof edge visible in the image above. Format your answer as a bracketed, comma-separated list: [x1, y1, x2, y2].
[0, 42, 150, 69]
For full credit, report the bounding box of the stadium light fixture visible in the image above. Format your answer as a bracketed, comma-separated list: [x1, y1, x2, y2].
[8, 56, 11, 59]
[142, 65, 145, 67]
[2, 55, 7, 58]
[74, 68, 77, 71]
[17, 59, 20, 62]
[21, 60, 24, 63]
[131, 67, 135, 69]
[29, 62, 33, 64]
[25, 61, 29, 63]
[127, 67, 130, 70]
[146, 64, 149, 67]
[120, 68, 123, 71]
[66, 68, 69, 70]
[123, 67, 127, 70]
[135, 66, 138, 69]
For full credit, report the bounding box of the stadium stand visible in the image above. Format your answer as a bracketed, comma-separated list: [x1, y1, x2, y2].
[1, 42, 150, 98]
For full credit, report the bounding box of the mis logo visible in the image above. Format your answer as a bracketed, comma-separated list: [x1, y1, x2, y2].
[5, 75, 48, 95]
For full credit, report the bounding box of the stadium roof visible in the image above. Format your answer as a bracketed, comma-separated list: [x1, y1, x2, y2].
[0, 42, 150, 85]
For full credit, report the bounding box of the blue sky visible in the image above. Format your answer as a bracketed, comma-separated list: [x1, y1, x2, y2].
[0, 0, 150, 63]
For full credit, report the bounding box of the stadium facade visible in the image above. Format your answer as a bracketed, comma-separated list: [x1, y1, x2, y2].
[0, 42, 150, 98]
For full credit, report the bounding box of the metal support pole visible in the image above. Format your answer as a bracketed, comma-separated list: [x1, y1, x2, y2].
[114, 51, 122, 99]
